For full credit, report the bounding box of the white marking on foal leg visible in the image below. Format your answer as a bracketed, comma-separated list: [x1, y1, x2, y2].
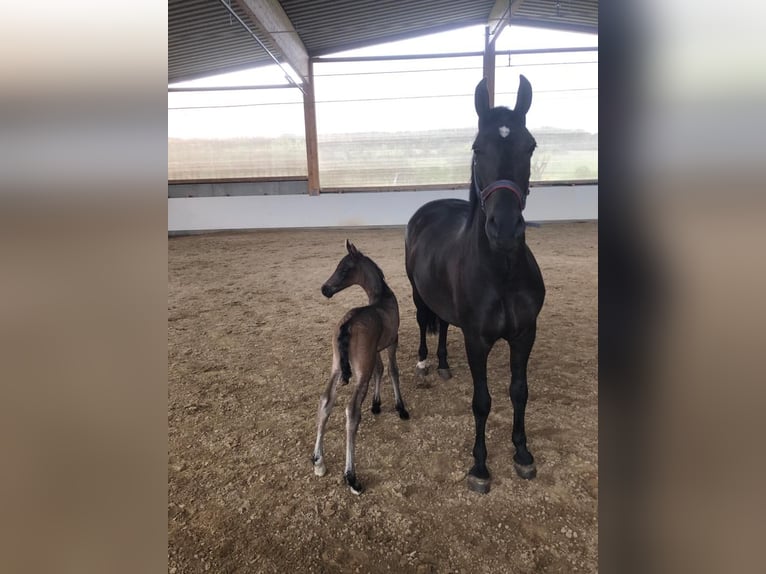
[416, 359, 429, 370]
[313, 374, 338, 478]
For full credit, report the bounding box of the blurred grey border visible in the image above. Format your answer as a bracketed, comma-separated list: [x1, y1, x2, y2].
[0, 3, 168, 574]
[1, 1, 765, 573]
[600, 1, 766, 573]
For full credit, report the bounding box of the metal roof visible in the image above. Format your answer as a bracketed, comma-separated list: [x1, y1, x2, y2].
[168, 0, 598, 83]
[513, 0, 598, 34]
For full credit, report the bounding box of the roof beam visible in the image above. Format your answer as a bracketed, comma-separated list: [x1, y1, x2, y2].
[487, 0, 526, 45]
[235, 0, 310, 82]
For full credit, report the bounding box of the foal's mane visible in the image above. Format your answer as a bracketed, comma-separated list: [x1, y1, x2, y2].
[360, 253, 386, 281]
[356, 252, 391, 299]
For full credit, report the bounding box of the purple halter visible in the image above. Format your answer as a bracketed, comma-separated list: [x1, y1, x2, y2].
[473, 160, 528, 211]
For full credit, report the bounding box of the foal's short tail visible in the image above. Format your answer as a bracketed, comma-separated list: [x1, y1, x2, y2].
[338, 321, 352, 384]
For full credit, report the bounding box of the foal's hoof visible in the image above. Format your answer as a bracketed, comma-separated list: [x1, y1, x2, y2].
[437, 368, 452, 380]
[371, 400, 381, 415]
[514, 462, 537, 480]
[396, 405, 410, 420]
[344, 472, 364, 495]
[313, 459, 326, 477]
[467, 474, 491, 494]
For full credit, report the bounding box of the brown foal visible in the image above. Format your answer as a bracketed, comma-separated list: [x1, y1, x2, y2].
[312, 240, 409, 494]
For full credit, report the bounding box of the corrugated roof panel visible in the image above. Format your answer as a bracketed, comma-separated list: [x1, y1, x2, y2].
[280, 0, 495, 55]
[513, 0, 598, 33]
[168, 1, 598, 83]
[169, 0, 281, 82]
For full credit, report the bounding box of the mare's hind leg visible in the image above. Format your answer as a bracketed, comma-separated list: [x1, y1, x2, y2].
[437, 319, 452, 380]
[344, 362, 373, 494]
[312, 370, 341, 477]
[386, 340, 410, 420]
[370, 354, 384, 415]
[413, 287, 431, 375]
[509, 328, 537, 479]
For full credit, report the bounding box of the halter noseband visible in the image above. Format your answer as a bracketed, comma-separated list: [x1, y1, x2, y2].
[473, 159, 528, 211]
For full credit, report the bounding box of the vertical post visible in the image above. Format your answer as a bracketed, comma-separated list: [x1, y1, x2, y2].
[483, 26, 496, 108]
[302, 60, 320, 195]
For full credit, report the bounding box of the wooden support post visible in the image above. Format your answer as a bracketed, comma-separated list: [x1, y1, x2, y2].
[485, 0, 524, 107]
[303, 60, 320, 195]
[483, 27, 496, 108]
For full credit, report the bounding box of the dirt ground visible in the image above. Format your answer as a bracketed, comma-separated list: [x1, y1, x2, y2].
[168, 222, 597, 574]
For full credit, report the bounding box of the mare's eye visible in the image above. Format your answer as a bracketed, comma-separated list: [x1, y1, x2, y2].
[472, 145, 481, 155]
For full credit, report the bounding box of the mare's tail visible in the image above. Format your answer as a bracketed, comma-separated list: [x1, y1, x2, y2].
[423, 306, 439, 335]
[338, 320, 352, 384]
[416, 297, 439, 334]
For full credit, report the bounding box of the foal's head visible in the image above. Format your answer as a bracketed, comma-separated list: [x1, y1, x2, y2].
[471, 76, 537, 253]
[321, 240, 384, 298]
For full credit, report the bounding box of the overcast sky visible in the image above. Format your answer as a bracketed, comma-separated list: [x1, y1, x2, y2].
[168, 25, 598, 138]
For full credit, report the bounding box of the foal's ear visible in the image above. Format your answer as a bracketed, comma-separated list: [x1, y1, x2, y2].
[514, 75, 533, 119]
[345, 239, 360, 257]
[474, 78, 490, 121]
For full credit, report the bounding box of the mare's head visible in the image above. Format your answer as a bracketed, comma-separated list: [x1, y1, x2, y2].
[471, 75, 537, 252]
[321, 240, 383, 298]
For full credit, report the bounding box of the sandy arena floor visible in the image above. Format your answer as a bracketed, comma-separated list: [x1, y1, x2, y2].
[168, 222, 597, 573]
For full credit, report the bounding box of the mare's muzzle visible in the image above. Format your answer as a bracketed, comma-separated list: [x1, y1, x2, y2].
[479, 178, 527, 251]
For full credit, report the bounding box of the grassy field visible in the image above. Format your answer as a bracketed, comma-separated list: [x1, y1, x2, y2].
[169, 127, 597, 185]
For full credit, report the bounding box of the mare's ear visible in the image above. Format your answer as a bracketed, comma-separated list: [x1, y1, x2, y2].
[474, 78, 490, 122]
[514, 75, 533, 119]
[345, 239, 360, 257]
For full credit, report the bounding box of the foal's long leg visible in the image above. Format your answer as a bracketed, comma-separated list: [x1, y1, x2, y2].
[312, 370, 341, 477]
[386, 340, 410, 420]
[463, 331, 493, 493]
[509, 327, 537, 479]
[436, 319, 452, 380]
[344, 361, 373, 494]
[370, 354, 384, 415]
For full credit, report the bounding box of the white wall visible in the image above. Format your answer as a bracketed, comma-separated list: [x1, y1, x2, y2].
[167, 185, 597, 231]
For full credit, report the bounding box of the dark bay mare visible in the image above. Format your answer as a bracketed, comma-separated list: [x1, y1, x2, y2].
[312, 240, 409, 495]
[405, 76, 545, 494]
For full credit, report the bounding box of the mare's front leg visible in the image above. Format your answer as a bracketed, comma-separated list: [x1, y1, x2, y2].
[386, 339, 410, 419]
[463, 332, 493, 493]
[436, 319, 452, 380]
[509, 327, 537, 479]
[312, 371, 340, 477]
[344, 364, 372, 494]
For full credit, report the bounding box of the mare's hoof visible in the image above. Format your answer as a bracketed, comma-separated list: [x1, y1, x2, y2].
[397, 406, 410, 420]
[467, 474, 491, 494]
[313, 459, 326, 477]
[344, 472, 364, 495]
[371, 401, 381, 415]
[514, 462, 537, 480]
[437, 368, 452, 380]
